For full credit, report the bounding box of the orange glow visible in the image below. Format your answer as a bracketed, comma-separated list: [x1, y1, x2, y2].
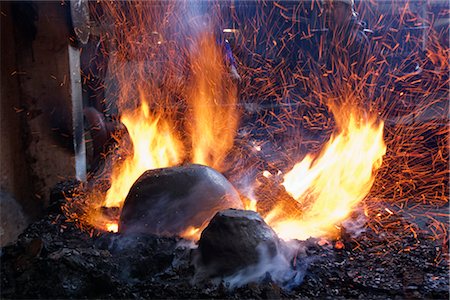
[104, 99, 184, 208]
[60, 1, 448, 249]
[264, 111, 386, 240]
[106, 222, 119, 233]
[179, 226, 202, 240]
[188, 33, 239, 171]
[244, 198, 258, 211]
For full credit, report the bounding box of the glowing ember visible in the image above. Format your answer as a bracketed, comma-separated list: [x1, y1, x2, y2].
[263, 111, 386, 240]
[180, 226, 202, 240]
[106, 222, 119, 233]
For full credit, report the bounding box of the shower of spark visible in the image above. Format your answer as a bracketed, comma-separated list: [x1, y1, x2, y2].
[223, 0, 448, 247]
[64, 0, 448, 251]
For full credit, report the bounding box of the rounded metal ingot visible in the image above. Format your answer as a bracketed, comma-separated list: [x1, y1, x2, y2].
[119, 164, 243, 236]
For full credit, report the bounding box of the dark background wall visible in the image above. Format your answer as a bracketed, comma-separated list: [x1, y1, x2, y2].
[1, 1, 85, 245]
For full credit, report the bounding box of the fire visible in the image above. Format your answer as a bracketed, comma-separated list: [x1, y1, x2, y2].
[180, 226, 202, 240]
[244, 198, 257, 212]
[263, 111, 386, 240]
[102, 33, 238, 214]
[104, 99, 184, 208]
[84, 28, 386, 241]
[60, 0, 447, 250]
[188, 33, 239, 170]
[106, 222, 119, 233]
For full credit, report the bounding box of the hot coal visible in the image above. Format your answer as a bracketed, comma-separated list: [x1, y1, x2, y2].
[119, 164, 243, 236]
[196, 209, 280, 277]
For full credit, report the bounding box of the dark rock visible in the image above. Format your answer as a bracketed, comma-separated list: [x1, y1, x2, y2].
[119, 164, 243, 236]
[25, 238, 43, 258]
[197, 209, 280, 276]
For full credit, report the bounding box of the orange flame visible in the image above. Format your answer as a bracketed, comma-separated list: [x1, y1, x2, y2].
[244, 198, 258, 211]
[264, 111, 386, 240]
[102, 33, 238, 216]
[104, 99, 184, 208]
[179, 226, 202, 240]
[188, 33, 239, 170]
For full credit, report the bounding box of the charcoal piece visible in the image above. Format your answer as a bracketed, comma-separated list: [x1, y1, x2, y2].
[119, 164, 243, 236]
[197, 209, 279, 276]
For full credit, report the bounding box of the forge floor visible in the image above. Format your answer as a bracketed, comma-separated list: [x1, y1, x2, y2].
[1, 197, 448, 299]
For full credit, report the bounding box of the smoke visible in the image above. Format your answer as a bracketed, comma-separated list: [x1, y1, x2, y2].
[341, 207, 368, 238]
[176, 238, 198, 250]
[194, 239, 312, 290]
[184, 0, 210, 38]
[224, 240, 308, 290]
[231, 171, 259, 208]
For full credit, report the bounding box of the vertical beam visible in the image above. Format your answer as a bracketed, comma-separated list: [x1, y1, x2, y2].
[69, 45, 87, 181]
[2, 1, 86, 211]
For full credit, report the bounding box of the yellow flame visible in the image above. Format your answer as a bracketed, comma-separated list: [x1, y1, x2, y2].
[245, 199, 258, 211]
[265, 112, 386, 240]
[104, 100, 184, 208]
[102, 33, 238, 217]
[106, 222, 119, 233]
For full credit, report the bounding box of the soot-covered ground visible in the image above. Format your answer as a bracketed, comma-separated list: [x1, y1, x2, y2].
[1, 185, 448, 299]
